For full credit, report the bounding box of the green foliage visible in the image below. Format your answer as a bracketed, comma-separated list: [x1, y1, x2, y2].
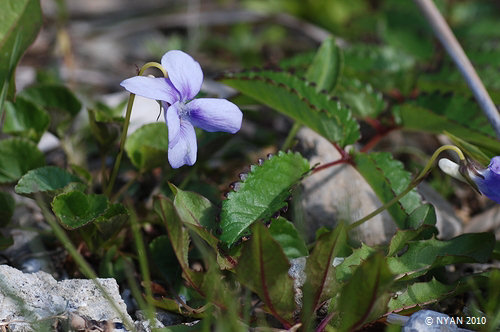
[387, 232, 495, 279]
[170, 184, 235, 269]
[15, 166, 82, 195]
[235, 222, 296, 326]
[343, 44, 417, 94]
[268, 217, 308, 259]
[305, 37, 343, 92]
[397, 92, 500, 154]
[335, 253, 394, 331]
[51, 191, 109, 229]
[0, 138, 45, 184]
[301, 225, 349, 330]
[222, 70, 360, 147]
[3, 97, 50, 142]
[153, 196, 205, 295]
[219, 151, 310, 245]
[18, 84, 81, 136]
[0, 0, 42, 99]
[2, 1, 500, 330]
[125, 123, 169, 171]
[336, 77, 386, 118]
[354, 152, 423, 228]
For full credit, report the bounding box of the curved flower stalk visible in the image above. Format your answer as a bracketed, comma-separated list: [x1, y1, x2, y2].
[439, 156, 500, 204]
[121, 50, 243, 168]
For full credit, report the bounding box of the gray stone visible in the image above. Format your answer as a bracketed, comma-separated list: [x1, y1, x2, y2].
[296, 127, 397, 245]
[0, 265, 133, 332]
[296, 127, 463, 245]
[464, 205, 500, 239]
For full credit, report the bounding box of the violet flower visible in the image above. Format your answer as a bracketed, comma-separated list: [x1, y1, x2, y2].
[120, 50, 242, 168]
[439, 156, 500, 204]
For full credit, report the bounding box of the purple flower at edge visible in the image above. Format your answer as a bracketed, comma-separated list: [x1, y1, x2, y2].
[472, 156, 500, 204]
[439, 156, 500, 204]
[120, 50, 243, 168]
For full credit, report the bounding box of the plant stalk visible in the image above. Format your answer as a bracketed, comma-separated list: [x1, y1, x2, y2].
[348, 145, 465, 230]
[413, 0, 500, 138]
[105, 62, 168, 197]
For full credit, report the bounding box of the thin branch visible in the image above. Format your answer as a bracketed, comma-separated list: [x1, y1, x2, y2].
[413, 0, 500, 138]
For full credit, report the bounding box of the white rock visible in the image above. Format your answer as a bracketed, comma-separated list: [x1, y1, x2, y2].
[296, 127, 463, 244]
[296, 127, 397, 245]
[0, 265, 133, 332]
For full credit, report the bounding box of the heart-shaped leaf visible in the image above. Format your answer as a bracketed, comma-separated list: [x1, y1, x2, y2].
[15, 166, 82, 195]
[51, 191, 109, 229]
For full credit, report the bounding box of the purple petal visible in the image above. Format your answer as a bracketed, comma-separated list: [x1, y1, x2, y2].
[161, 50, 203, 101]
[474, 156, 500, 204]
[164, 102, 181, 148]
[186, 98, 242, 133]
[168, 120, 197, 168]
[120, 76, 180, 104]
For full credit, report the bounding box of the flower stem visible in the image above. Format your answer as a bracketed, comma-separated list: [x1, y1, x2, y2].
[348, 145, 465, 230]
[281, 122, 302, 151]
[105, 62, 167, 197]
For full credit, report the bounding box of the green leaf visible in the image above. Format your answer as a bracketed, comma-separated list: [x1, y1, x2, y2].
[387, 225, 438, 258]
[235, 222, 296, 326]
[125, 123, 169, 171]
[268, 217, 308, 259]
[3, 97, 50, 142]
[0, 0, 42, 97]
[388, 278, 451, 313]
[15, 166, 82, 195]
[0, 138, 45, 184]
[343, 44, 416, 94]
[170, 184, 236, 269]
[336, 77, 386, 118]
[444, 131, 492, 166]
[387, 273, 490, 313]
[387, 232, 495, 279]
[153, 196, 205, 296]
[221, 70, 360, 147]
[336, 253, 394, 331]
[396, 92, 500, 154]
[51, 191, 109, 229]
[89, 203, 129, 249]
[170, 184, 218, 231]
[18, 84, 81, 136]
[403, 203, 437, 229]
[301, 225, 348, 330]
[354, 152, 423, 228]
[336, 243, 376, 283]
[305, 37, 343, 92]
[219, 151, 310, 245]
[0, 191, 15, 226]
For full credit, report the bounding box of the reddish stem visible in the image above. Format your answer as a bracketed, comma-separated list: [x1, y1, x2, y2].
[316, 312, 335, 332]
[312, 158, 350, 174]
